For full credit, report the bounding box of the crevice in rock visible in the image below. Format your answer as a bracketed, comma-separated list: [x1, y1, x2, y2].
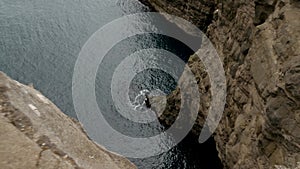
[35, 149, 46, 167]
[0, 86, 35, 138]
[254, 0, 276, 26]
[36, 135, 84, 169]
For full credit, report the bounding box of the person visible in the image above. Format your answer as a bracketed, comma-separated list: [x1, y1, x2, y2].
[145, 94, 151, 108]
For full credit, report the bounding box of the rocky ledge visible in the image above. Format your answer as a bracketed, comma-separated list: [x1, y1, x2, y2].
[142, 0, 300, 168]
[0, 72, 136, 169]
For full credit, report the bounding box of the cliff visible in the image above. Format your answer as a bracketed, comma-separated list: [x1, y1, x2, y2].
[0, 72, 136, 169]
[143, 0, 300, 168]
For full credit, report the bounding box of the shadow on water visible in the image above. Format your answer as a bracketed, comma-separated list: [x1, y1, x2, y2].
[177, 134, 223, 169]
[130, 133, 223, 169]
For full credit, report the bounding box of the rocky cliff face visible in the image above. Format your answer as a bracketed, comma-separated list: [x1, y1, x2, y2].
[209, 1, 300, 168]
[0, 72, 136, 169]
[141, 0, 215, 31]
[143, 0, 300, 168]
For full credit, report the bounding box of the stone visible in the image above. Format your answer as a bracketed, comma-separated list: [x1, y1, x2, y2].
[0, 72, 136, 169]
[141, 0, 300, 168]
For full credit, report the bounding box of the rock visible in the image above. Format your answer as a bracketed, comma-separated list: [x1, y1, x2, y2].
[139, 0, 215, 32]
[0, 72, 136, 169]
[148, 95, 167, 117]
[141, 0, 300, 168]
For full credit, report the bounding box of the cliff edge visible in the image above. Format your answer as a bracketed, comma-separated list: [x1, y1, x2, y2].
[0, 72, 136, 169]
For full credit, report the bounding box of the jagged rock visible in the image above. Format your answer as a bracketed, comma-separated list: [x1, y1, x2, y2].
[139, 0, 215, 32]
[0, 72, 136, 169]
[140, 0, 300, 168]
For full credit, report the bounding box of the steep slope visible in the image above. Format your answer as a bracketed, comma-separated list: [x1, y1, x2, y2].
[0, 72, 136, 169]
[142, 0, 300, 168]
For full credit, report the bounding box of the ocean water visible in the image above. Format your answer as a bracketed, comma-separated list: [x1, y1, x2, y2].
[0, 0, 222, 168]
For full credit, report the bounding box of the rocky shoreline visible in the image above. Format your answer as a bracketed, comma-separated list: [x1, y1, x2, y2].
[142, 0, 300, 168]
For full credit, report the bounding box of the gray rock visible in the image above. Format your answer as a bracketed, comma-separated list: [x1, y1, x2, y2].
[0, 72, 136, 169]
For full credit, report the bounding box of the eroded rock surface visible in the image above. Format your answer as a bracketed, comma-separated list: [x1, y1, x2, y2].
[142, 0, 300, 168]
[0, 72, 136, 169]
[140, 0, 215, 31]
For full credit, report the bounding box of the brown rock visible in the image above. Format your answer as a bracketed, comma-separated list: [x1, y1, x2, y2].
[142, 0, 300, 168]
